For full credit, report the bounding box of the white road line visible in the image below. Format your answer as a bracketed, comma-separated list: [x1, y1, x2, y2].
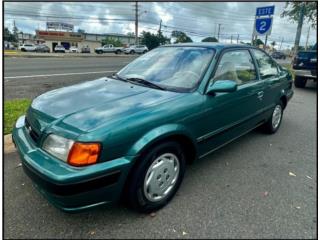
[4, 70, 116, 79]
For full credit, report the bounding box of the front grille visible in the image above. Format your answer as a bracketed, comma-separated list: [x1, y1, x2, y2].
[25, 118, 41, 143]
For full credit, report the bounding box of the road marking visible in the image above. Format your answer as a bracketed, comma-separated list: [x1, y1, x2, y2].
[4, 70, 116, 80]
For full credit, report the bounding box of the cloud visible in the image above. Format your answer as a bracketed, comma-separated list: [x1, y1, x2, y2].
[4, 2, 317, 48]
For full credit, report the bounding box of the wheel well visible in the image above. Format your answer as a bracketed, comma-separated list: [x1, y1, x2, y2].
[280, 95, 287, 109]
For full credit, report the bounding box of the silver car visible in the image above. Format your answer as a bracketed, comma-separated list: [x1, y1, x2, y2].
[124, 45, 148, 54]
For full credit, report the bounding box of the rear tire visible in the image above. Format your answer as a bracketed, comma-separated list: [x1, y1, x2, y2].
[130, 50, 135, 55]
[261, 102, 284, 134]
[126, 141, 186, 213]
[294, 76, 307, 88]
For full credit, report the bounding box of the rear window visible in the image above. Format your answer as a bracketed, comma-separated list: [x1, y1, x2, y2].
[298, 52, 317, 59]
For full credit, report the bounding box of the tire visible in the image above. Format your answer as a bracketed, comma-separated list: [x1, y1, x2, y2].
[21, 48, 26, 52]
[115, 50, 121, 54]
[143, 50, 147, 54]
[126, 141, 186, 213]
[130, 50, 135, 55]
[261, 101, 284, 134]
[294, 76, 307, 88]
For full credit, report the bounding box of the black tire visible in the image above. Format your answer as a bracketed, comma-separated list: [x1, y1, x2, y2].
[130, 50, 135, 55]
[294, 76, 307, 88]
[143, 50, 147, 54]
[261, 101, 284, 134]
[115, 50, 121, 54]
[126, 141, 186, 213]
[21, 48, 26, 52]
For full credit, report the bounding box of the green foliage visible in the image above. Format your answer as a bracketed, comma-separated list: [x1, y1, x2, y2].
[101, 37, 123, 47]
[4, 99, 31, 134]
[140, 31, 170, 50]
[171, 31, 193, 43]
[4, 27, 17, 42]
[253, 38, 264, 46]
[281, 2, 317, 28]
[202, 37, 218, 42]
[271, 41, 276, 46]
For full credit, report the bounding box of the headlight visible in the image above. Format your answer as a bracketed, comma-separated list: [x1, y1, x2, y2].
[42, 134, 74, 162]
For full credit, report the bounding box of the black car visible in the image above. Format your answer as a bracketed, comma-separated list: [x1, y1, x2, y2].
[35, 45, 50, 53]
[81, 46, 91, 53]
[271, 51, 286, 59]
[292, 50, 317, 88]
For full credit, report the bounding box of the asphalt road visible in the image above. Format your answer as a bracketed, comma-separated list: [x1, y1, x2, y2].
[4, 56, 137, 100]
[4, 82, 317, 238]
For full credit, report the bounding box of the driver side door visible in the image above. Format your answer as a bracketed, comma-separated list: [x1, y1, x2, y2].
[197, 48, 265, 157]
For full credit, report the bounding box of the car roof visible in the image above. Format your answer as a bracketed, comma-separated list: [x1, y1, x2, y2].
[162, 42, 258, 50]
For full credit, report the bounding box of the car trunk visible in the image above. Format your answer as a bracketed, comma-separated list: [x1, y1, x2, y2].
[293, 51, 317, 71]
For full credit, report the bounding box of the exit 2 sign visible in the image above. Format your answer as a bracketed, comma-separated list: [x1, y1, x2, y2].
[256, 6, 275, 16]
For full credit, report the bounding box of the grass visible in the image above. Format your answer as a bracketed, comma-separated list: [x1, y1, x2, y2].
[4, 99, 31, 135]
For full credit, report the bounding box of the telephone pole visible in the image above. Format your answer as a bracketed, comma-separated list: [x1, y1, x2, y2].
[237, 34, 240, 44]
[293, 2, 305, 55]
[230, 35, 233, 43]
[305, 26, 310, 50]
[158, 19, 162, 35]
[217, 24, 222, 42]
[135, 1, 138, 45]
[279, 37, 284, 50]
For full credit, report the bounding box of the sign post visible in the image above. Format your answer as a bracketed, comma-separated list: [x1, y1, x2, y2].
[252, 5, 275, 48]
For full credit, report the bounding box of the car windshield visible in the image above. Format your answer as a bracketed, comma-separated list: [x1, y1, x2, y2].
[117, 46, 215, 92]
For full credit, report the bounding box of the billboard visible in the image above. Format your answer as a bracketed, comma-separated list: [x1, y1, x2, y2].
[46, 22, 74, 31]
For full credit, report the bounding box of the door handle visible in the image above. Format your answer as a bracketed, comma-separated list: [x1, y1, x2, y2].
[257, 91, 264, 100]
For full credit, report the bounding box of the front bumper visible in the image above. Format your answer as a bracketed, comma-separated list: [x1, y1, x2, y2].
[293, 69, 317, 79]
[12, 119, 134, 212]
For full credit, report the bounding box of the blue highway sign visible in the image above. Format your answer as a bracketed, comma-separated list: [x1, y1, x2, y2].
[256, 6, 275, 16]
[255, 17, 273, 35]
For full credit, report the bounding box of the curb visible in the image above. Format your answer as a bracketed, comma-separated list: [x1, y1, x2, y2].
[4, 134, 15, 154]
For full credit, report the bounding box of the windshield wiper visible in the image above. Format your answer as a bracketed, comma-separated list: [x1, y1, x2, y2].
[109, 73, 129, 82]
[126, 77, 165, 90]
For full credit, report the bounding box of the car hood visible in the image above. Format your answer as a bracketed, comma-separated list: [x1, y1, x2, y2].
[30, 77, 181, 132]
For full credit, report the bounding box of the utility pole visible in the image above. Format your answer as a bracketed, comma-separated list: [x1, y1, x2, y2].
[237, 34, 239, 44]
[158, 19, 162, 36]
[293, 2, 305, 55]
[279, 37, 284, 50]
[217, 24, 221, 42]
[135, 1, 138, 45]
[264, 35, 268, 50]
[230, 35, 233, 43]
[305, 26, 310, 50]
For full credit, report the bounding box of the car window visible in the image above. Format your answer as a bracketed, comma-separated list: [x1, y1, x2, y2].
[212, 49, 257, 85]
[252, 49, 279, 79]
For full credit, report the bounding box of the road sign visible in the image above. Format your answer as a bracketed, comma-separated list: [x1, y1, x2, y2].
[256, 6, 275, 16]
[254, 17, 273, 36]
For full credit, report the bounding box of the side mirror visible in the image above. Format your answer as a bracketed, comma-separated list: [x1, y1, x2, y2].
[206, 80, 237, 95]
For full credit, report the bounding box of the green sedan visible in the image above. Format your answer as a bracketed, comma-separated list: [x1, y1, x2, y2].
[13, 43, 294, 213]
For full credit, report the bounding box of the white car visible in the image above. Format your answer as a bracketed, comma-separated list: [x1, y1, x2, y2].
[54, 45, 66, 53]
[19, 44, 37, 52]
[124, 45, 148, 54]
[69, 46, 80, 53]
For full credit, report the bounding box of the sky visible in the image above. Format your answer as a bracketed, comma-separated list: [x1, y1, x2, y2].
[4, 2, 317, 49]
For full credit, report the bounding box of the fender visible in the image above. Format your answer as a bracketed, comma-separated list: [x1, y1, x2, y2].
[126, 123, 198, 157]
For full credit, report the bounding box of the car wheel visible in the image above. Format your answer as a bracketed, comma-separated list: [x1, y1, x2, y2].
[126, 141, 186, 213]
[262, 102, 284, 134]
[130, 50, 135, 55]
[294, 76, 307, 88]
[143, 50, 147, 54]
[115, 50, 121, 54]
[21, 48, 26, 52]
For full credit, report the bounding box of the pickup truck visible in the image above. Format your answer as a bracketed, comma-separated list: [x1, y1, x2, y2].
[292, 50, 317, 88]
[94, 44, 123, 54]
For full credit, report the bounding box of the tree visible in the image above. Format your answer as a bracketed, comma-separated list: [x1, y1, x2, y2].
[271, 41, 276, 47]
[101, 37, 123, 47]
[253, 38, 264, 46]
[12, 23, 19, 43]
[4, 27, 16, 42]
[171, 31, 193, 43]
[281, 2, 317, 28]
[140, 31, 170, 50]
[201, 37, 218, 42]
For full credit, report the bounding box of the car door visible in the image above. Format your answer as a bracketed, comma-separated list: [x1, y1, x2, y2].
[251, 49, 282, 112]
[197, 48, 265, 156]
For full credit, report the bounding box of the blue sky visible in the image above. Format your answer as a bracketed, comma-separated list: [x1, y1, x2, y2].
[4, 2, 317, 49]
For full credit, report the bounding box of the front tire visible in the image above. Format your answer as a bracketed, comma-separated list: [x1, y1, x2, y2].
[262, 102, 284, 134]
[126, 141, 186, 213]
[130, 50, 135, 55]
[294, 76, 307, 88]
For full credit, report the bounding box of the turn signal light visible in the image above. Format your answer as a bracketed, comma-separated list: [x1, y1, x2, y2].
[67, 142, 101, 166]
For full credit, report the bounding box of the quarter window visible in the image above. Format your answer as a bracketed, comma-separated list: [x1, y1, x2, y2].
[212, 50, 257, 85]
[252, 49, 279, 79]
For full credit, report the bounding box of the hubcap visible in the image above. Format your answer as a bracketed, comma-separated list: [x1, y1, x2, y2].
[272, 105, 282, 129]
[143, 153, 180, 202]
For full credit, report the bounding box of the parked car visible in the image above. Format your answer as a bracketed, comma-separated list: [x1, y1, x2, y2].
[271, 51, 286, 59]
[292, 50, 317, 88]
[123, 45, 148, 54]
[19, 43, 37, 52]
[69, 46, 80, 53]
[54, 45, 66, 53]
[81, 46, 91, 53]
[94, 44, 123, 54]
[13, 43, 293, 213]
[35, 45, 50, 53]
